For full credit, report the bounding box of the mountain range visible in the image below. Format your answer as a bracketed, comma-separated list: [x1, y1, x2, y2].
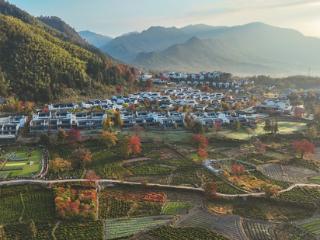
[79, 30, 112, 48]
[84, 23, 320, 76]
[0, 0, 135, 102]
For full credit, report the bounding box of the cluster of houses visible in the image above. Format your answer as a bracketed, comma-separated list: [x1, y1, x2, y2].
[0, 115, 27, 140]
[140, 71, 254, 89]
[0, 86, 299, 139]
[28, 87, 266, 133]
[30, 111, 108, 132]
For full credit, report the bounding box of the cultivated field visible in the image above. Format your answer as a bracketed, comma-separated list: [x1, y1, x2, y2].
[257, 164, 318, 183]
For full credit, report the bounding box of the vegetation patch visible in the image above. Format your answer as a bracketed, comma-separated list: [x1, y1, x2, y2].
[54, 186, 98, 220]
[161, 201, 192, 215]
[148, 226, 228, 240]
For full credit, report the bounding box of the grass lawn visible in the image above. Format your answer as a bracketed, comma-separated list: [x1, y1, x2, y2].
[216, 121, 307, 140]
[0, 149, 42, 178]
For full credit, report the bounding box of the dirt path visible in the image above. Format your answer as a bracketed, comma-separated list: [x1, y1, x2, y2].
[51, 221, 61, 240]
[0, 179, 320, 198]
[18, 193, 25, 223]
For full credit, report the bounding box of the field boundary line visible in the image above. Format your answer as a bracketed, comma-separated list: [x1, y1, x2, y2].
[51, 221, 60, 240]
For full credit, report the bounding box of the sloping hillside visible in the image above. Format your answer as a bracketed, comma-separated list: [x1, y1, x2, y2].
[0, 0, 136, 101]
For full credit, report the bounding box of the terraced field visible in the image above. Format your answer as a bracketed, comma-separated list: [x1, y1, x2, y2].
[242, 219, 278, 240]
[276, 187, 320, 207]
[298, 217, 320, 238]
[104, 215, 172, 239]
[258, 164, 318, 183]
[176, 208, 248, 240]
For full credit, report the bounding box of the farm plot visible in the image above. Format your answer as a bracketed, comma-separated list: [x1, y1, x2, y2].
[22, 191, 56, 222]
[3, 223, 35, 240]
[276, 187, 320, 207]
[309, 176, 320, 184]
[147, 226, 228, 240]
[54, 221, 104, 240]
[299, 217, 320, 238]
[176, 208, 247, 240]
[105, 215, 172, 239]
[0, 188, 55, 224]
[257, 163, 318, 183]
[242, 219, 279, 240]
[0, 194, 22, 224]
[209, 198, 314, 222]
[3, 222, 55, 240]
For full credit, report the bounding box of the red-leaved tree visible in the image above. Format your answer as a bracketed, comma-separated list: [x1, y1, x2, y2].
[68, 128, 81, 144]
[193, 134, 209, 159]
[292, 139, 315, 159]
[128, 135, 142, 155]
[231, 163, 245, 176]
[198, 148, 208, 159]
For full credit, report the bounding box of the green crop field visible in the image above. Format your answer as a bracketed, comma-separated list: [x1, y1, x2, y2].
[300, 218, 320, 236]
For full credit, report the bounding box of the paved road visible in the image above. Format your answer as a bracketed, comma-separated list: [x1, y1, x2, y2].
[1, 179, 319, 198]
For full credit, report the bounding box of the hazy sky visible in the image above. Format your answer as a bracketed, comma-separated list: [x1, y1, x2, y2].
[8, 0, 320, 38]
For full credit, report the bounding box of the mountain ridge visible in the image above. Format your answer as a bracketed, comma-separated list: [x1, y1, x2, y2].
[100, 22, 320, 76]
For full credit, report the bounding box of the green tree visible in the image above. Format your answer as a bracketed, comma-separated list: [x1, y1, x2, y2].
[0, 69, 9, 97]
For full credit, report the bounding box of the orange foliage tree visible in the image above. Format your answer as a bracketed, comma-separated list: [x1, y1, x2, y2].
[128, 135, 142, 155]
[101, 131, 118, 148]
[50, 158, 72, 176]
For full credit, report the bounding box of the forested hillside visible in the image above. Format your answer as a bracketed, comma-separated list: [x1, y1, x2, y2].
[38, 16, 88, 47]
[0, 0, 136, 102]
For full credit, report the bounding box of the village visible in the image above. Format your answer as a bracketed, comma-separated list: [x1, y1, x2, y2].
[0, 71, 311, 140]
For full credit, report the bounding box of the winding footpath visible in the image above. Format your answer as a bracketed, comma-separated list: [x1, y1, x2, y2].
[0, 178, 319, 198]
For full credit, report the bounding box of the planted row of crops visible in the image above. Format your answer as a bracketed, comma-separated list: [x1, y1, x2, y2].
[128, 163, 173, 176]
[242, 220, 277, 240]
[2, 221, 103, 240]
[276, 187, 320, 207]
[55, 221, 104, 240]
[148, 226, 228, 240]
[0, 186, 51, 224]
[22, 191, 56, 222]
[300, 218, 320, 236]
[0, 194, 22, 224]
[105, 216, 172, 239]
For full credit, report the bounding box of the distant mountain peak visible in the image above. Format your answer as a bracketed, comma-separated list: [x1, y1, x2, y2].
[79, 30, 112, 48]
